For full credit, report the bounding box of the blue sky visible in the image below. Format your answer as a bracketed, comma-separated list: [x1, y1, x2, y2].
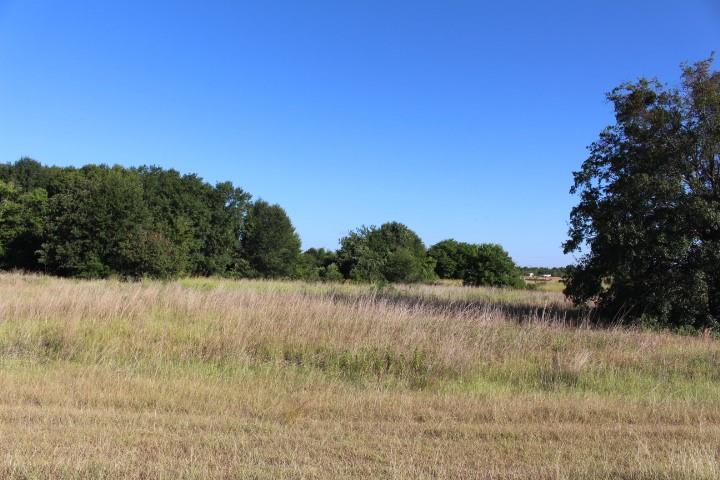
[0, 1, 718, 266]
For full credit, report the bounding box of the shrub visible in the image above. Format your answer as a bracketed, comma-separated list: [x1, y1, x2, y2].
[337, 222, 436, 283]
[462, 244, 524, 288]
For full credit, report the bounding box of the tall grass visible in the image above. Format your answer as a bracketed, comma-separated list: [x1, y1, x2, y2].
[2, 273, 716, 394]
[0, 273, 718, 478]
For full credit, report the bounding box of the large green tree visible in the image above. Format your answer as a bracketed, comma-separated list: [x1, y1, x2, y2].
[0, 179, 48, 270]
[564, 58, 720, 330]
[39, 165, 152, 278]
[137, 166, 250, 276]
[240, 200, 301, 278]
[462, 244, 523, 288]
[337, 222, 436, 283]
[428, 239, 478, 279]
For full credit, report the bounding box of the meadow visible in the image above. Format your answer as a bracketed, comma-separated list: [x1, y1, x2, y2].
[0, 273, 718, 479]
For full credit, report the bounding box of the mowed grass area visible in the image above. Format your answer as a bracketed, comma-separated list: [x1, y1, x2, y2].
[0, 274, 719, 479]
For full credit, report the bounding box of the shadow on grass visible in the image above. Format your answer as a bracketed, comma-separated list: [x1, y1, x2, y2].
[324, 289, 598, 327]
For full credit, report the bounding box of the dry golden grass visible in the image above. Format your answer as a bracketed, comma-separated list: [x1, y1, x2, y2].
[0, 273, 718, 479]
[525, 277, 566, 293]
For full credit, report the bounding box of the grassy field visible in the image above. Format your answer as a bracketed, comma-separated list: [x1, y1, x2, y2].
[524, 276, 566, 293]
[0, 273, 718, 479]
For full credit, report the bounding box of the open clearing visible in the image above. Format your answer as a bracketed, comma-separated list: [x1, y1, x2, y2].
[0, 273, 718, 479]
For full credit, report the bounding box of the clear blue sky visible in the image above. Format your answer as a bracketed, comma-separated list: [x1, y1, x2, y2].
[0, 1, 718, 266]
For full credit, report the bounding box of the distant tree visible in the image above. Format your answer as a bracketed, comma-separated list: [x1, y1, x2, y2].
[241, 200, 301, 278]
[119, 229, 185, 279]
[0, 157, 49, 191]
[202, 181, 251, 275]
[337, 222, 436, 283]
[304, 248, 337, 270]
[463, 244, 524, 288]
[0, 179, 48, 270]
[136, 166, 203, 275]
[428, 239, 478, 279]
[336, 226, 384, 282]
[136, 167, 250, 276]
[295, 256, 320, 282]
[297, 248, 339, 281]
[39, 165, 151, 278]
[564, 57, 720, 330]
[427, 239, 459, 278]
[323, 262, 343, 282]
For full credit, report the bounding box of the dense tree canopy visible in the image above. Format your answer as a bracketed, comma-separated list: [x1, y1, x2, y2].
[40, 165, 151, 278]
[0, 160, 256, 278]
[462, 244, 524, 288]
[136, 166, 250, 276]
[0, 179, 47, 270]
[337, 222, 436, 283]
[427, 239, 524, 288]
[564, 58, 720, 330]
[296, 248, 342, 282]
[240, 200, 301, 278]
[428, 239, 477, 279]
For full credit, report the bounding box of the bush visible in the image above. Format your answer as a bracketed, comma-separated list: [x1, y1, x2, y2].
[428, 239, 478, 279]
[462, 244, 524, 288]
[337, 222, 436, 283]
[323, 263, 344, 282]
[240, 200, 301, 278]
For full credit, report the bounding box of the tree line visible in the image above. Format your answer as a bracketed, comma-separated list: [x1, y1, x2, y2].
[0, 159, 524, 286]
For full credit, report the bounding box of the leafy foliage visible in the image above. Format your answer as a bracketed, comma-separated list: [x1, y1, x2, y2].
[428, 239, 523, 288]
[462, 243, 524, 288]
[564, 57, 720, 330]
[0, 160, 258, 279]
[0, 179, 48, 270]
[39, 165, 150, 278]
[337, 222, 436, 283]
[428, 239, 478, 279]
[296, 248, 342, 282]
[241, 200, 301, 278]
